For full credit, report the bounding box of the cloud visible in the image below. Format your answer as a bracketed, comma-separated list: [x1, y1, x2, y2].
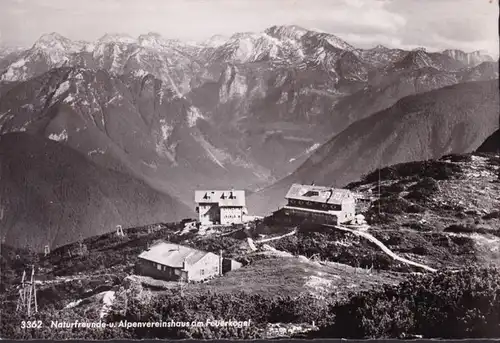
[302, 0, 407, 36]
[386, 0, 499, 54]
[0, 0, 497, 56]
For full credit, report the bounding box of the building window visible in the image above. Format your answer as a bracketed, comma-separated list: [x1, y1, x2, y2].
[329, 204, 341, 211]
[215, 266, 219, 273]
[157, 264, 162, 270]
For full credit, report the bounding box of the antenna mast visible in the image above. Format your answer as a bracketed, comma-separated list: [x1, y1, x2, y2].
[378, 165, 381, 215]
[16, 265, 38, 316]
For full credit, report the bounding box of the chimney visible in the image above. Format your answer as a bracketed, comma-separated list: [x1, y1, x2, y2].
[218, 249, 223, 276]
[182, 258, 186, 271]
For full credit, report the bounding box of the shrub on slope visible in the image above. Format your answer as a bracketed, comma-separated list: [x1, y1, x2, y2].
[315, 267, 500, 338]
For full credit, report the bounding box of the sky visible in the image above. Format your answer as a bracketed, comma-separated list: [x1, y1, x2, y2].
[1, 0, 499, 56]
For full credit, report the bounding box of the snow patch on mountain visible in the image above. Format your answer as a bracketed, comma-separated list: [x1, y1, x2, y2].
[73, 71, 85, 81]
[104, 94, 123, 106]
[187, 106, 204, 127]
[11, 58, 27, 68]
[88, 148, 105, 156]
[154, 119, 177, 161]
[142, 160, 158, 169]
[159, 119, 173, 140]
[48, 129, 68, 142]
[306, 143, 321, 153]
[289, 142, 321, 162]
[63, 94, 75, 104]
[20, 104, 34, 111]
[53, 81, 70, 99]
[133, 69, 149, 77]
[164, 71, 183, 98]
[1, 58, 29, 81]
[157, 87, 166, 105]
[110, 45, 123, 73]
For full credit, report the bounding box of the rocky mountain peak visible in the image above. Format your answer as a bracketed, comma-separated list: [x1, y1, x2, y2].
[35, 32, 68, 44]
[264, 25, 309, 40]
[395, 49, 436, 70]
[137, 32, 167, 49]
[203, 34, 230, 48]
[97, 33, 137, 45]
[306, 31, 356, 52]
[33, 32, 82, 52]
[442, 49, 494, 67]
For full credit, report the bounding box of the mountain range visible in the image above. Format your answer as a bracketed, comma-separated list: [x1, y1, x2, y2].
[0, 25, 498, 249]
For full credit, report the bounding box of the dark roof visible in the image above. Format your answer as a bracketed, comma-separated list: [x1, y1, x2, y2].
[195, 190, 246, 207]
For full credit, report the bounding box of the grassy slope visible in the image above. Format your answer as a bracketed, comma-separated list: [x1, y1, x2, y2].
[1, 153, 499, 339]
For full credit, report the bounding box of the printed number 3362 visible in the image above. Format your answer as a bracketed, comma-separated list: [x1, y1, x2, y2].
[21, 321, 42, 329]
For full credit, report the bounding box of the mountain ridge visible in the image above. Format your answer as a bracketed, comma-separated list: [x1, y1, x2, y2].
[0, 66, 278, 206]
[249, 79, 500, 215]
[0, 132, 194, 251]
[1, 26, 494, 87]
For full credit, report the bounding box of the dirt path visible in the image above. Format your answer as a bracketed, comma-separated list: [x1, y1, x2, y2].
[246, 229, 297, 252]
[324, 224, 438, 273]
[255, 229, 297, 243]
